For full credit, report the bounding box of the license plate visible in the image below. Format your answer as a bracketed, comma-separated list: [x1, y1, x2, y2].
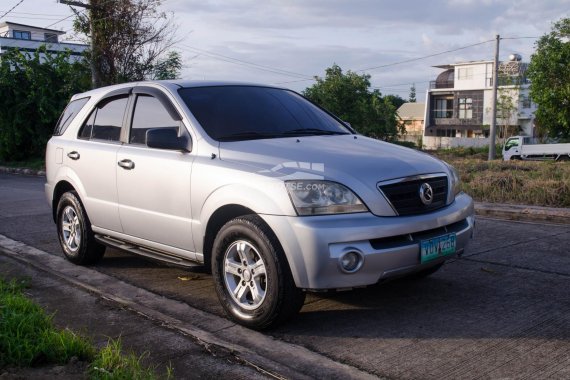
[420, 233, 457, 263]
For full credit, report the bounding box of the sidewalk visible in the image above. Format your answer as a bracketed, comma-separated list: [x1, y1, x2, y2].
[0, 234, 377, 380]
[0, 254, 269, 379]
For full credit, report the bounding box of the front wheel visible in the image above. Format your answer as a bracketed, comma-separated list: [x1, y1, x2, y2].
[56, 191, 105, 265]
[211, 215, 305, 330]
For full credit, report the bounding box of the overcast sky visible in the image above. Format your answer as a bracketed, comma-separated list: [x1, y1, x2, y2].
[2, 0, 569, 101]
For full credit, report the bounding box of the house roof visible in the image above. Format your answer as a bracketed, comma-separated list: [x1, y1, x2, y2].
[0, 21, 65, 35]
[397, 102, 425, 120]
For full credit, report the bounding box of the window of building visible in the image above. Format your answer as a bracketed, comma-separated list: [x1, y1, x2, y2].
[436, 128, 457, 137]
[78, 96, 128, 142]
[44, 33, 58, 43]
[459, 97, 473, 119]
[13, 30, 31, 40]
[457, 67, 473, 80]
[434, 98, 453, 118]
[129, 95, 180, 145]
[521, 95, 531, 109]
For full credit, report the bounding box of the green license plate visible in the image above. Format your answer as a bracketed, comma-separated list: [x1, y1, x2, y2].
[420, 233, 457, 263]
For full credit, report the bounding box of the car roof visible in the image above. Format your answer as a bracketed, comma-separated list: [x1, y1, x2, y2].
[71, 80, 287, 100]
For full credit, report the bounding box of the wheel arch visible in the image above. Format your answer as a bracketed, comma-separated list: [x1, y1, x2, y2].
[202, 204, 256, 269]
[52, 180, 77, 222]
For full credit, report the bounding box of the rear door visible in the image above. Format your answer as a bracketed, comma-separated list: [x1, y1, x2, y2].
[65, 92, 130, 232]
[116, 87, 195, 256]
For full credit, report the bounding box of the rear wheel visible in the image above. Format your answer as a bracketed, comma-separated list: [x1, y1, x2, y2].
[56, 191, 105, 265]
[211, 215, 305, 330]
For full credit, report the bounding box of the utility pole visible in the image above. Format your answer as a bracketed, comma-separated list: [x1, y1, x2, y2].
[488, 34, 500, 161]
[58, 0, 100, 88]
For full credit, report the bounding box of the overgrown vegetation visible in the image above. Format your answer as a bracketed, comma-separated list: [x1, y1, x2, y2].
[0, 278, 172, 379]
[0, 47, 90, 161]
[435, 154, 570, 208]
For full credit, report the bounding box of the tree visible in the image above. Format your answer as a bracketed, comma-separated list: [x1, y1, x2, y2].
[527, 18, 570, 138]
[151, 51, 183, 80]
[408, 83, 416, 103]
[303, 64, 401, 140]
[0, 47, 90, 161]
[72, 0, 178, 87]
[384, 94, 406, 109]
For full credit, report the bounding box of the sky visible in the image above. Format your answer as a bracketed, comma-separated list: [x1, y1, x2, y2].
[2, 0, 569, 102]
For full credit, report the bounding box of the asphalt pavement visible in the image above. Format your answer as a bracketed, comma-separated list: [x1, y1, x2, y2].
[1, 172, 569, 379]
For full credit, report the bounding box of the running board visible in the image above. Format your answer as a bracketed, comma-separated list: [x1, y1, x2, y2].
[95, 234, 201, 268]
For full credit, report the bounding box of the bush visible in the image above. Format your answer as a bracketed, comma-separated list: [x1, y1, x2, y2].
[0, 47, 90, 161]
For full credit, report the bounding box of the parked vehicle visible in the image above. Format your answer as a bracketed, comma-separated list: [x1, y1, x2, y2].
[46, 81, 474, 329]
[503, 135, 570, 161]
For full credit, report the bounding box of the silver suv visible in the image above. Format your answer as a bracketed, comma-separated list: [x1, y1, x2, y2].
[46, 81, 474, 329]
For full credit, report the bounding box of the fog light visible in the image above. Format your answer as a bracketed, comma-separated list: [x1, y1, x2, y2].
[339, 251, 363, 273]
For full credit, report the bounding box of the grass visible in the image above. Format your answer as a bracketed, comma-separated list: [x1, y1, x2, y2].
[0, 277, 172, 379]
[434, 154, 570, 208]
[0, 278, 94, 367]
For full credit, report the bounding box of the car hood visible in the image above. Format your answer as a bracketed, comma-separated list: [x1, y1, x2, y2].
[219, 134, 446, 181]
[219, 135, 450, 216]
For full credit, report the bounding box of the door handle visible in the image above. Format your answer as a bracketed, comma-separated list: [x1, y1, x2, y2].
[67, 151, 80, 160]
[118, 159, 135, 170]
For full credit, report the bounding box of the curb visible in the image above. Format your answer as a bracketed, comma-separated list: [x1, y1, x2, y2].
[0, 234, 377, 380]
[475, 202, 570, 225]
[0, 166, 45, 176]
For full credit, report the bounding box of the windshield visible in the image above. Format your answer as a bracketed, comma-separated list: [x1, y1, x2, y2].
[178, 86, 352, 141]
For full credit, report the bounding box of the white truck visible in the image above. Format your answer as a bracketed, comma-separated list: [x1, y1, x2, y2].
[503, 136, 570, 161]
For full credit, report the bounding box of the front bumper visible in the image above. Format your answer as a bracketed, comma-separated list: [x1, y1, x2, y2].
[261, 193, 474, 290]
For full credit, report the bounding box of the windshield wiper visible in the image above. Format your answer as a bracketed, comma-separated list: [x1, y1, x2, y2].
[217, 131, 281, 141]
[281, 128, 349, 136]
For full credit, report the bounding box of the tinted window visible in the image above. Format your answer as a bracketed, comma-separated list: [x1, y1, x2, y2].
[130, 95, 179, 145]
[86, 96, 128, 142]
[54, 97, 90, 136]
[78, 109, 96, 140]
[178, 86, 350, 141]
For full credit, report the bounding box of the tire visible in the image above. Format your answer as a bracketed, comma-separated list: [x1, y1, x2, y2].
[211, 215, 305, 330]
[56, 191, 105, 265]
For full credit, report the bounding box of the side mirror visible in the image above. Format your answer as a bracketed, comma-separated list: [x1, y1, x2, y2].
[146, 128, 192, 152]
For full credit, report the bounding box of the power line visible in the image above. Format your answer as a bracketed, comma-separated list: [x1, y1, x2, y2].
[180, 45, 314, 80]
[0, 0, 26, 21]
[356, 40, 494, 72]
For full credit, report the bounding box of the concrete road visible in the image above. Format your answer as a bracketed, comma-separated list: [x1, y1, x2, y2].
[1, 173, 569, 379]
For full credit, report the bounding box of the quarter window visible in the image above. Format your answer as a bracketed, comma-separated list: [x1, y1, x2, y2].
[54, 97, 90, 136]
[129, 95, 181, 145]
[459, 98, 473, 119]
[78, 96, 127, 142]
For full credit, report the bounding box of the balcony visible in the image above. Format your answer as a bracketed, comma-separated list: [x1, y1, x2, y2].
[429, 80, 454, 89]
[432, 118, 481, 126]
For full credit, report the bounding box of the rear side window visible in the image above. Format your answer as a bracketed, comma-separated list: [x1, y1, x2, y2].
[78, 96, 128, 142]
[53, 97, 90, 136]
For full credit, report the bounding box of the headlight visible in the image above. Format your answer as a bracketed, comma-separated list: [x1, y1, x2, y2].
[285, 180, 367, 215]
[445, 162, 462, 200]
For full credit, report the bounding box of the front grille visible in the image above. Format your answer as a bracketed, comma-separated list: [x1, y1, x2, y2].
[378, 175, 448, 216]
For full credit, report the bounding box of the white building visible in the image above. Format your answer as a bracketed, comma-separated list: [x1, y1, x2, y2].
[0, 21, 87, 60]
[423, 55, 536, 149]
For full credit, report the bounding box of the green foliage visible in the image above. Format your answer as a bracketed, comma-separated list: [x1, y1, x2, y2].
[391, 140, 417, 149]
[527, 18, 570, 138]
[0, 278, 95, 367]
[0, 47, 90, 161]
[152, 51, 183, 80]
[303, 64, 401, 140]
[89, 338, 169, 380]
[384, 94, 406, 109]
